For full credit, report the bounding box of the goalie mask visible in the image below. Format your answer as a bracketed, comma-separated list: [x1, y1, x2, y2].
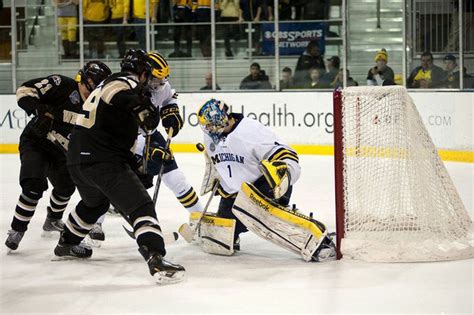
[198, 99, 229, 144]
[76, 61, 112, 92]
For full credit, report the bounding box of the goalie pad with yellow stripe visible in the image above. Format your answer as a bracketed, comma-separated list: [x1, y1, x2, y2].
[189, 212, 236, 256]
[232, 182, 330, 262]
[199, 149, 221, 196]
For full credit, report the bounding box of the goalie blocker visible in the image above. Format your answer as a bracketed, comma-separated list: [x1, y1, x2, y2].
[192, 182, 335, 262]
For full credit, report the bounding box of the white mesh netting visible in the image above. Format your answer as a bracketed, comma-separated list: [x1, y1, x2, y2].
[340, 86, 474, 262]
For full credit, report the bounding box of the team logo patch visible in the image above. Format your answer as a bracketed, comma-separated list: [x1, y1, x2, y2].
[69, 90, 80, 104]
[209, 143, 216, 152]
[51, 75, 62, 85]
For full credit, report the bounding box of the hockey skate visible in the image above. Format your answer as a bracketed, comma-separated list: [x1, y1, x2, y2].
[53, 233, 92, 260]
[139, 246, 185, 284]
[312, 233, 336, 262]
[5, 229, 25, 251]
[42, 212, 65, 237]
[84, 223, 105, 248]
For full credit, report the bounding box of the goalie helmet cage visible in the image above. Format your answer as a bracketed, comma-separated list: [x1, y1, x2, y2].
[333, 86, 474, 262]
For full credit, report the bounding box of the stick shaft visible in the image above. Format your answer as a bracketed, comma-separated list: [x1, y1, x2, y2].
[152, 127, 174, 207]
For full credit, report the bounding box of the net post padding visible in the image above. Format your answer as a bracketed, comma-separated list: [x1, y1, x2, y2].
[333, 88, 345, 260]
[337, 86, 474, 262]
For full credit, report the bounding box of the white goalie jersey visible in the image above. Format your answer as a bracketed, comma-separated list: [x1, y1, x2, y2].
[202, 114, 301, 196]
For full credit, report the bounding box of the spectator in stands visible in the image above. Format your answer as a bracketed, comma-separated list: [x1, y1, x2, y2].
[280, 67, 294, 89]
[305, 67, 325, 89]
[382, 79, 396, 86]
[83, 0, 109, 58]
[366, 48, 395, 86]
[441, 54, 462, 88]
[220, 0, 241, 57]
[293, 0, 306, 20]
[239, 62, 272, 89]
[109, 0, 130, 59]
[239, 0, 263, 55]
[132, 0, 159, 49]
[261, 0, 274, 21]
[407, 52, 445, 88]
[294, 40, 326, 87]
[201, 72, 222, 90]
[303, 0, 329, 20]
[170, 0, 193, 58]
[321, 55, 340, 86]
[54, 0, 79, 59]
[194, 0, 219, 57]
[441, 54, 473, 88]
[278, 0, 292, 20]
[332, 68, 359, 88]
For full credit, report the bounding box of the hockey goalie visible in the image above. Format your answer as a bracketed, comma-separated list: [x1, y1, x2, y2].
[180, 98, 335, 262]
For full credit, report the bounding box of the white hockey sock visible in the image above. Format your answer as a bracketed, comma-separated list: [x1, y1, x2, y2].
[163, 169, 204, 212]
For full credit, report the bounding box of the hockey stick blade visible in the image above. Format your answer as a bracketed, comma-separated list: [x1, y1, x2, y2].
[178, 223, 194, 243]
[178, 181, 220, 243]
[122, 225, 136, 239]
[122, 224, 179, 244]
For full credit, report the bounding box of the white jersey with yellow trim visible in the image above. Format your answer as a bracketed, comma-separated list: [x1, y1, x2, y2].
[202, 114, 301, 195]
[134, 80, 178, 155]
[149, 80, 178, 111]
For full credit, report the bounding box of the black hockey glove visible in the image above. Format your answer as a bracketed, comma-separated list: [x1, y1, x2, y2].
[128, 153, 154, 188]
[160, 104, 183, 137]
[30, 113, 53, 139]
[132, 99, 160, 134]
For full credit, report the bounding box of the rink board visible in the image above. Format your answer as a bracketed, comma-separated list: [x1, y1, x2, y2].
[0, 92, 472, 162]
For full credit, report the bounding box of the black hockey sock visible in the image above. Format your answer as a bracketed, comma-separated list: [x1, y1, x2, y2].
[47, 190, 71, 220]
[129, 203, 166, 256]
[63, 201, 109, 245]
[11, 191, 41, 232]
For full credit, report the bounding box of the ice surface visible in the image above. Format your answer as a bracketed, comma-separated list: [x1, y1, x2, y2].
[0, 154, 472, 314]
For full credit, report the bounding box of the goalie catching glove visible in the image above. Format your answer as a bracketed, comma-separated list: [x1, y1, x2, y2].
[160, 104, 183, 137]
[259, 160, 290, 199]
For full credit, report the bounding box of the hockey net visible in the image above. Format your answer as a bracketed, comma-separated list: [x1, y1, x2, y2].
[333, 86, 474, 262]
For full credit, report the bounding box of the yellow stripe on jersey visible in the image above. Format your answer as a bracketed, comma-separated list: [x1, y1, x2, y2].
[217, 186, 237, 199]
[268, 148, 299, 163]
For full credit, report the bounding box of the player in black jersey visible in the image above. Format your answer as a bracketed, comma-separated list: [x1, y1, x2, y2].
[5, 61, 112, 252]
[57, 49, 185, 284]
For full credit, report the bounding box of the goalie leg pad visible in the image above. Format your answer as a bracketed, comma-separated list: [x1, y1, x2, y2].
[200, 150, 221, 196]
[190, 212, 236, 256]
[232, 182, 329, 262]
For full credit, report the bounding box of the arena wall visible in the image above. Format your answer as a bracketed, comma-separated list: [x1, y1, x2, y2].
[1, 92, 472, 162]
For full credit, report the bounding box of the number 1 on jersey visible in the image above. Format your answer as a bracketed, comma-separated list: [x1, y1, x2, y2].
[227, 165, 232, 178]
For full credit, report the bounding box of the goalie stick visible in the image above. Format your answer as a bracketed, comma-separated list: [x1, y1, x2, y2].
[179, 143, 219, 243]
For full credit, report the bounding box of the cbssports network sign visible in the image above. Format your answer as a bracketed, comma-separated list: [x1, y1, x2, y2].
[261, 22, 326, 55]
[0, 92, 472, 155]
